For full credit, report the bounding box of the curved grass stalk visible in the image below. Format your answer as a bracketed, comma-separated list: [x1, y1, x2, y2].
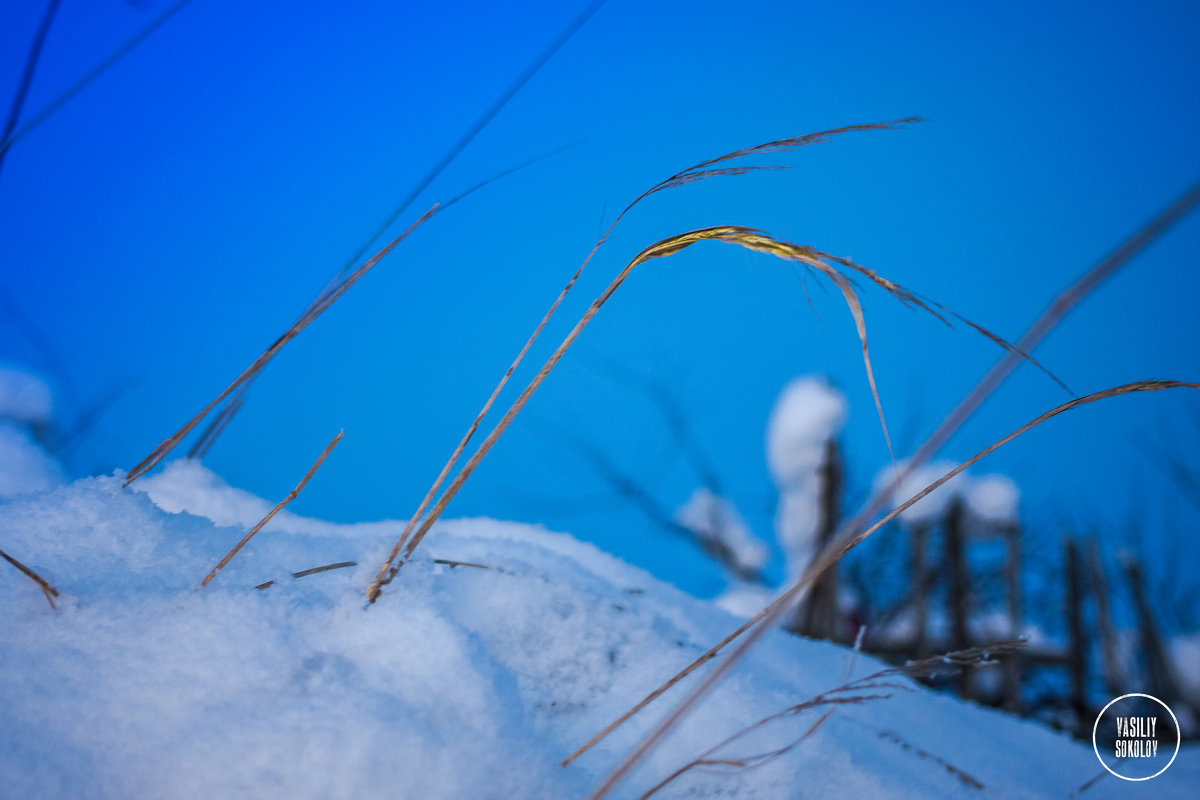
[197, 431, 343, 590]
[367, 219, 1032, 602]
[123, 206, 437, 486]
[366, 118, 933, 601]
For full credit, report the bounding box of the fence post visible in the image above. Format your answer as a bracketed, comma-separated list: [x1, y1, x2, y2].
[799, 439, 843, 640]
[1002, 522, 1023, 712]
[1064, 536, 1088, 734]
[946, 497, 972, 699]
[1085, 539, 1122, 697]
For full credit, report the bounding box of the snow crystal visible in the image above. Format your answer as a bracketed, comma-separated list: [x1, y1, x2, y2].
[0, 365, 53, 426]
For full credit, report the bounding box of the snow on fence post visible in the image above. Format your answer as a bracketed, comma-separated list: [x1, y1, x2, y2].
[765, 376, 847, 637]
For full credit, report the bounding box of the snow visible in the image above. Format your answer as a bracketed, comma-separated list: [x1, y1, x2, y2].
[138, 457, 344, 536]
[3, 468, 1196, 798]
[874, 462, 1021, 538]
[0, 367, 62, 498]
[766, 377, 847, 578]
[0, 422, 64, 498]
[0, 365, 53, 426]
[713, 580, 776, 620]
[964, 474, 1020, 530]
[766, 376, 847, 485]
[873, 459, 967, 528]
[675, 487, 769, 575]
[1173, 632, 1200, 707]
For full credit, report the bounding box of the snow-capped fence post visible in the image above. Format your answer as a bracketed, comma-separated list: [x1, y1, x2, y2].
[1084, 538, 1123, 697]
[1001, 521, 1023, 712]
[796, 438, 842, 640]
[1063, 535, 1088, 733]
[945, 497, 973, 699]
[909, 521, 932, 658]
[765, 376, 847, 638]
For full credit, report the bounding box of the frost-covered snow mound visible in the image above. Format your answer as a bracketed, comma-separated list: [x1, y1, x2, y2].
[2, 466, 1196, 799]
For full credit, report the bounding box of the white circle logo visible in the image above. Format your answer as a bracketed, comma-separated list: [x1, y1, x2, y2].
[1092, 693, 1180, 781]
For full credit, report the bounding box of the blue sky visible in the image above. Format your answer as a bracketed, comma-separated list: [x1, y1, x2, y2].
[2, 0, 1198, 600]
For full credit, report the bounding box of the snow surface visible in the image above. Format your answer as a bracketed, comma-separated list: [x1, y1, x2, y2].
[2, 447, 1196, 797]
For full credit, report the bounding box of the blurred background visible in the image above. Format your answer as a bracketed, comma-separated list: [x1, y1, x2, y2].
[1, 0, 1198, 637]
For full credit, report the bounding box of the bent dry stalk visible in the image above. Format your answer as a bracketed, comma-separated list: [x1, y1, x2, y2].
[124, 207, 436, 487]
[197, 431, 343, 590]
[0, 545, 60, 609]
[365, 119, 941, 603]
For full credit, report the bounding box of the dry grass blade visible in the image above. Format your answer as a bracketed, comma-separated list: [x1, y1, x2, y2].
[124, 205, 436, 486]
[366, 121, 922, 601]
[639, 708, 843, 799]
[635, 118, 923, 207]
[639, 643, 1017, 798]
[432, 558, 491, 570]
[622, 118, 922, 227]
[0, 544, 61, 609]
[197, 431, 343, 590]
[191, 144, 581, 464]
[325, 0, 606, 291]
[291, 560, 357, 579]
[187, 4, 602, 460]
[580, 383, 1198, 799]
[0, 0, 196, 161]
[570, 176, 1200, 792]
[187, 384, 248, 460]
[255, 560, 358, 590]
[0, 0, 61, 177]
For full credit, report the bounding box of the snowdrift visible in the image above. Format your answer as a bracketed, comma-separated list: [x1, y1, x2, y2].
[1, 462, 1196, 798]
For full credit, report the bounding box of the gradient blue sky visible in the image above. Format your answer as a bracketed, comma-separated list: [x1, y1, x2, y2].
[2, 0, 1198, 600]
